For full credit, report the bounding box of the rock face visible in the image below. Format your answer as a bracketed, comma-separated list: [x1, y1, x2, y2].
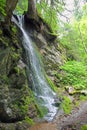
[0, 15, 66, 129]
[24, 13, 66, 88]
[28, 25, 66, 86]
[0, 23, 38, 123]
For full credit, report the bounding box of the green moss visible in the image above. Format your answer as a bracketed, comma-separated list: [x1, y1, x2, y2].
[0, 37, 9, 47]
[46, 75, 58, 92]
[35, 103, 48, 118]
[80, 95, 87, 101]
[20, 87, 35, 114]
[11, 51, 20, 60]
[11, 85, 35, 120]
[0, 29, 2, 35]
[25, 116, 34, 125]
[11, 25, 17, 34]
[14, 66, 20, 75]
[59, 61, 87, 90]
[81, 124, 87, 130]
[2, 75, 9, 84]
[61, 96, 72, 114]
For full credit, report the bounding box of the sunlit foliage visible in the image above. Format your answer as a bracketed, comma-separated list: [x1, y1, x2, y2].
[58, 3, 87, 90]
[0, 0, 6, 20]
[15, 0, 28, 15]
[36, 0, 64, 33]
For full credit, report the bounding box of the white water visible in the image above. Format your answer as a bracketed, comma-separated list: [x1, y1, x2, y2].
[12, 16, 57, 121]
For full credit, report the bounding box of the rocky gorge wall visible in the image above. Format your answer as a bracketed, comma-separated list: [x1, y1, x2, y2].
[0, 22, 40, 129]
[0, 17, 66, 129]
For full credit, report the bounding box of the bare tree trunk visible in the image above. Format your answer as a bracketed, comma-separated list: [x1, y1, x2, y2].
[27, 0, 38, 20]
[5, 0, 18, 24]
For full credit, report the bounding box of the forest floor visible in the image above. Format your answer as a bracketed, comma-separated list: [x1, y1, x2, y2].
[27, 100, 87, 130]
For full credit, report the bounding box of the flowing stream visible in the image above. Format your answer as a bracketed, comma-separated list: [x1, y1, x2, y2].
[12, 16, 57, 121]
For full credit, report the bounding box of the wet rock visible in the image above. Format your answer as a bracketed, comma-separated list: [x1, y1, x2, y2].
[0, 121, 31, 130]
[81, 90, 87, 95]
[65, 86, 75, 95]
[0, 25, 38, 123]
[17, 60, 26, 69]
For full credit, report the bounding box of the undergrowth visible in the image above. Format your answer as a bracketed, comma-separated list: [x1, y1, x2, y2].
[61, 96, 72, 114]
[57, 61, 87, 90]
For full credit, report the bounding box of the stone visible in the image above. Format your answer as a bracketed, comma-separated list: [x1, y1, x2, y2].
[65, 86, 75, 95]
[17, 60, 26, 69]
[0, 25, 38, 123]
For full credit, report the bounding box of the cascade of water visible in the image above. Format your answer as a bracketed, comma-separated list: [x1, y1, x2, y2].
[12, 15, 58, 121]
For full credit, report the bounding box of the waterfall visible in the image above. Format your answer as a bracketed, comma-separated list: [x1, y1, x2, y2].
[12, 16, 57, 121]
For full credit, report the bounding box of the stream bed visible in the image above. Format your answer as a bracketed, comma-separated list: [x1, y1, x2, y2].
[27, 101, 87, 130]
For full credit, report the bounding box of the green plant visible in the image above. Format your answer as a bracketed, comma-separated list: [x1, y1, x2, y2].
[0, 0, 6, 21]
[15, 0, 28, 15]
[14, 66, 20, 75]
[2, 75, 9, 84]
[59, 61, 87, 90]
[61, 96, 72, 114]
[35, 103, 48, 118]
[0, 29, 2, 35]
[11, 26, 17, 34]
[81, 124, 87, 130]
[25, 116, 34, 125]
[36, 1, 59, 33]
[80, 95, 87, 101]
[46, 75, 58, 92]
[0, 0, 6, 13]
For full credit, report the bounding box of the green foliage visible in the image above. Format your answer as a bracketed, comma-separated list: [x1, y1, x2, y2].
[11, 26, 17, 34]
[0, 0, 6, 20]
[46, 75, 58, 92]
[14, 87, 35, 118]
[2, 75, 9, 84]
[59, 61, 87, 90]
[74, 0, 83, 20]
[11, 47, 20, 60]
[20, 97, 30, 114]
[59, 18, 87, 62]
[80, 95, 87, 101]
[58, 13, 87, 91]
[14, 66, 20, 75]
[81, 124, 87, 130]
[15, 0, 28, 15]
[61, 96, 72, 114]
[81, 3, 87, 19]
[0, 29, 2, 35]
[36, 1, 59, 33]
[35, 103, 48, 118]
[25, 116, 34, 125]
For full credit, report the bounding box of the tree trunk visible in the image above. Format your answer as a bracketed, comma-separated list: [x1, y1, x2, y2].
[5, 0, 18, 25]
[26, 0, 38, 20]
